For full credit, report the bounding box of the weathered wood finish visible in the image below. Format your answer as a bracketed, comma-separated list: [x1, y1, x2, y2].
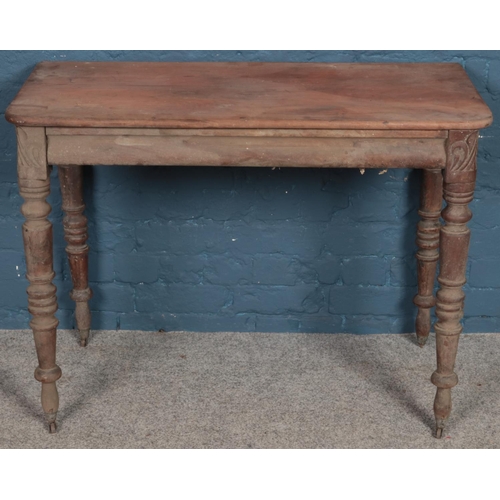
[17, 129, 61, 433]
[46, 128, 448, 138]
[414, 169, 443, 346]
[58, 165, 92, 347]
[47, 134, 447, 169]
[6, 63, 492, 437]
[16, 127, 48, 180]
[432, 130, 478, 438]
[6, 62, 492, 130]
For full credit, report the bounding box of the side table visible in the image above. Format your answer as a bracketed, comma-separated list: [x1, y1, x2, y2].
[5, 61, 493, 437]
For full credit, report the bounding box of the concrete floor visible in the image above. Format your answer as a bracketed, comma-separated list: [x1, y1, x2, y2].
[0, 329, 499, 448]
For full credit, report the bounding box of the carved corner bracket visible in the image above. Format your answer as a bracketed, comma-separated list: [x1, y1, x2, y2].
[16, 126, 49, 180]
[445, 130, 478, 184]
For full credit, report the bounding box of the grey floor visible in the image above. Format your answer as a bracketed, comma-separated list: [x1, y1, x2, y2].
[0, 329, 499, 448]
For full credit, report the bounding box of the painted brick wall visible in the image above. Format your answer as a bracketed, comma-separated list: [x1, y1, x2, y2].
[1, 50, 499, 333]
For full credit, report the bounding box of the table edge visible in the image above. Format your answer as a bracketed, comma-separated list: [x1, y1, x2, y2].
[4, 114, 494, 130]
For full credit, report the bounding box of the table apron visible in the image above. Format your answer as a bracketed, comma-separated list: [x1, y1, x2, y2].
[46, 134, 446, 169]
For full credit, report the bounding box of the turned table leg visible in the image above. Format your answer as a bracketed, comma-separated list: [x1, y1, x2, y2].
[19, 175, 61, 433]
[432, 130, 478, 438]
[414, 168, 443, 347]
[58, 165, 92, 347]
[17, 127, 61, 433]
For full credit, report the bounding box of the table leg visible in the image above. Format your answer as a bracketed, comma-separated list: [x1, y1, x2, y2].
[19, 176, 61, 433]
[432, 130, 477, 438]
[414, 168, 443, 347]
[58, 165, 92, 347]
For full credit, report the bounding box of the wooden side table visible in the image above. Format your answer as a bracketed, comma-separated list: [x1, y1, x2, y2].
[5, 61, 493, 437]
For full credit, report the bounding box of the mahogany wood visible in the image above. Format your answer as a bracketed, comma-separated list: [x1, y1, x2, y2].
[46, 128, 448, 138]
[58, 165, 92, 347]
[414, 169, 443, 346]
[16, 127, 48, 180]
[16, 130, 61, 433]
[47, 135, 447, 169]
[6, 62, 493, 437]
[6, 62, 492, 130]
[432, 130, 478, 438]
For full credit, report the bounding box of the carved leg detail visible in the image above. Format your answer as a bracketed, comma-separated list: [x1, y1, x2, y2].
[414, 168, 443, 347]
[58, 165, 92, 347]
[432, 130, 477, 438]
[20, 177, 61, 432]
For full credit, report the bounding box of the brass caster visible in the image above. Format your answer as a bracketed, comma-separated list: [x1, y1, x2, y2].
[434, 416, 448, 439]
[417, 335, 428, 348]
[80, 329, 90, 347]
[49, 422, 57, 434]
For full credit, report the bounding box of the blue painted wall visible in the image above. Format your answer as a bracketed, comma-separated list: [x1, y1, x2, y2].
[1, 50, 499, 333]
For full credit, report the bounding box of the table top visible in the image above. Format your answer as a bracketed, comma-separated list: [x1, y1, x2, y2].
[5, 61, 493, 130]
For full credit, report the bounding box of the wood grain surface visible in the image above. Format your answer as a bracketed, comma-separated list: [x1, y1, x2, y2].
[47, 135, 446, 168]
[6, 61, 493, 130]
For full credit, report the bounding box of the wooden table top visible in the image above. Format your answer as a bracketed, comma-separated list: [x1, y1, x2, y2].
[6, 61, 493, 130]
